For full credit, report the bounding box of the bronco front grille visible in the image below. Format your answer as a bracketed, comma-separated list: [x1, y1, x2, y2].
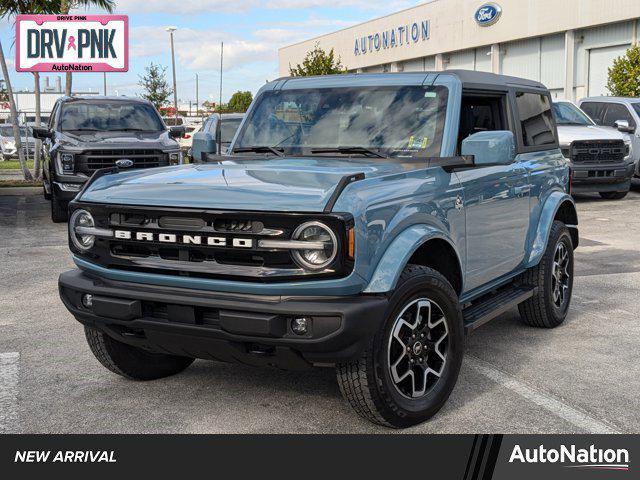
[76, 149, 167, 173]
[71, 205, 353, 282]
[570, 140, 626, 164]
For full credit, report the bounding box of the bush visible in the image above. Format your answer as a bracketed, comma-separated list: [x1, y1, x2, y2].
[607, 45, 640, 97]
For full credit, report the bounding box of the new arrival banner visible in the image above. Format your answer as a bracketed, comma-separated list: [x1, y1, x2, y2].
[0, 435, 636, 479]
[15, 14, 129, 73]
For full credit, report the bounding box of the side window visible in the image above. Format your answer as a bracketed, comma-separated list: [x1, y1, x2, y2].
[602, 103, 636, 129]
[48, 103, 59, 130]
[457, 93, 508, 153]
[580, 102, 605, 124]
[515, 92, 557, 147]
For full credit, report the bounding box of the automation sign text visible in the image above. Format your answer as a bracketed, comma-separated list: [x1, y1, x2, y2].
[354, 20, 430, 56]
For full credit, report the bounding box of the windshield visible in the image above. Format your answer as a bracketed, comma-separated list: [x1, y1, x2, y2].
[234, 86, 448, 158]
[0, 126, 31, 137]
[221, 118, 242, 144]
[552, 102, 594, 126]
[60, 101, 165, 132]
[632, 103, 640, 119]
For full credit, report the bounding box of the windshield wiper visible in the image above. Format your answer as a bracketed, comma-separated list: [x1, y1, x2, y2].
[233, 146, 285, 157]
[310, 146, 388, 158]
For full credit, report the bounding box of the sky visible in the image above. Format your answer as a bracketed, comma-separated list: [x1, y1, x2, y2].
[0, 0, 417, 105]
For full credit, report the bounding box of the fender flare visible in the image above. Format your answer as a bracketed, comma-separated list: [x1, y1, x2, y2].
[526, 191, 578, 268]
[363, 224, 461, 293]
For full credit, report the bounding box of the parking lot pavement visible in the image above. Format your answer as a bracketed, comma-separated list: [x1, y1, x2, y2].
[1, 185, 639, 434]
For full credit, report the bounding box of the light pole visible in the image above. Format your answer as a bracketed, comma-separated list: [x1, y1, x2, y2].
[166, 26, 178, 119]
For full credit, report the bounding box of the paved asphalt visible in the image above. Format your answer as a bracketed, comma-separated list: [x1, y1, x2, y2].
[1, 184, 639, 434]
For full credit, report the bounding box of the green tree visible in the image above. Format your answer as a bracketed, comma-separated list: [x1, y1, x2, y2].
[607, 45, 640, 97]
[289, 43, 346, 77]
[139, 63, 173, 110]
[227, 91, 253, 112]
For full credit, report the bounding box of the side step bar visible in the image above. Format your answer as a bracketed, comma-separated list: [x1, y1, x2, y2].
[463, 285, 537, 335]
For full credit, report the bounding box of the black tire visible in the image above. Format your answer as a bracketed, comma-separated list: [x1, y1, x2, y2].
[84, 326, 194, 381]
[599, 191, 628, 200]
[336, 265, 464, 428]
[518, 221, 574, 328]
[50, 188, 68, 223]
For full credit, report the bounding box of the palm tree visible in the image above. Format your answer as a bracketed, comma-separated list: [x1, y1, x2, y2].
[61, 1, 116, 95]
[0, 0, 116, 180]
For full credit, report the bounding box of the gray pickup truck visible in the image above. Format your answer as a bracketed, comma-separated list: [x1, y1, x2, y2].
[552, 100, 633, 200]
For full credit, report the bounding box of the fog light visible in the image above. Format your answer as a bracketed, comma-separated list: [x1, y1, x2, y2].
[81, 294, 93, 308]
[291, 317, 310, 335]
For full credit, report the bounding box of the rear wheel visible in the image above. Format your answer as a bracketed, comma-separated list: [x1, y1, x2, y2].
[599, 191, 628, 200]
[84, 326, 194, 381]
[518, 221, 574, 328]
[336, 265, 464, 428]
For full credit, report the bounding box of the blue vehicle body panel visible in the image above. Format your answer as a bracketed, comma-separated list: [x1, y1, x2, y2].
[73, 72, 575, 301]
[364, 225, 461, 294]
[190, 117, 217, 160]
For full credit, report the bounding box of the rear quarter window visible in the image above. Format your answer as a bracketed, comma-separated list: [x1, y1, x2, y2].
[515, 92, 557, 148]
[580, 102, 606, 124]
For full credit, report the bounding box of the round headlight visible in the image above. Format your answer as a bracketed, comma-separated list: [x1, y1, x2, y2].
[291, 221, 338, 270]
[70, 209, 95, 251]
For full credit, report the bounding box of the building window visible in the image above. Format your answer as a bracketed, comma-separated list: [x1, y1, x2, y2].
[515, 92, 557, 147]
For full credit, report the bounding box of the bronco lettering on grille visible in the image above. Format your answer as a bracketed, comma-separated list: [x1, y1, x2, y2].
[113, 230, 253, 248]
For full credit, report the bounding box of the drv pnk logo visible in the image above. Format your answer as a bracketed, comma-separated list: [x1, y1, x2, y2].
[16, 15, 128, 73]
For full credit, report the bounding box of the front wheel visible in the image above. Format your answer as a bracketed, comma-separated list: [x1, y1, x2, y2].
[518, 221, 574, 328]
[84, 326, 194, 381]
[337, 265, 464, 428]
[599, 191, 628, 200]
[50, 188, 68, 223]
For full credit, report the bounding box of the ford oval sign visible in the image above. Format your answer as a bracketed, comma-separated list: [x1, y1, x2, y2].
[115, 159, 134, 168]
[475, 3, 502, 27]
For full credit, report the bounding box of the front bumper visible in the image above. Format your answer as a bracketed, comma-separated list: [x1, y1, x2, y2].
[59, 269, 389, 369]
[571, 162, 634, 193]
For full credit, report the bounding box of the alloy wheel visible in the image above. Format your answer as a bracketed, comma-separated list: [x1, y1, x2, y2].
[551, 241, 571, 308]
[387, 298, 448, 399]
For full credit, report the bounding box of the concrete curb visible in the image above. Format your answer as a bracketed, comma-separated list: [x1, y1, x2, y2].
[0, 187, 41, 196]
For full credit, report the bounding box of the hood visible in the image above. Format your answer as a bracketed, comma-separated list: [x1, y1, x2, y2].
[56, 130, 179, 151]
[79, 157, 422, 212]
[556, 125, 628, 145]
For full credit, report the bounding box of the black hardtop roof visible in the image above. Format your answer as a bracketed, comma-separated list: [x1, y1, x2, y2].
[272, 69, 548, 91]
[443, 69, 547, 90]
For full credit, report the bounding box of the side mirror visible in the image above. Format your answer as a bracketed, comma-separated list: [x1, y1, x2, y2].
[169, 125, 186, 139]
[32, 126, 53, 140]
[615, 120, 635, 134]
[461, 130, 516, 166]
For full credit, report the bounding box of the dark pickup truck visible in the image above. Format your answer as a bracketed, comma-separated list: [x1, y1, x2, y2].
[34, 96, 185, 222]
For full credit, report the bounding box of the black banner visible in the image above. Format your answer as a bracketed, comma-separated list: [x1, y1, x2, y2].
[0, 435, 636, 479]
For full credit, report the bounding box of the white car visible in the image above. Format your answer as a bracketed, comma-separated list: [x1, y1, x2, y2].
[0, 124, 37, 161]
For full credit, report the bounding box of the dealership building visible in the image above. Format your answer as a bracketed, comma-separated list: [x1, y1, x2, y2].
[279, 0, 640, 101]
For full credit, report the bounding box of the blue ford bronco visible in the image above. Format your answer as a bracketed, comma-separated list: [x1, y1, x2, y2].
[59, 71, 579, 428]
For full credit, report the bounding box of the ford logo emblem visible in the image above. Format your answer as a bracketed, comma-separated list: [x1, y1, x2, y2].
[475, 3, 502, 26]
[115, 159, 134, 168]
